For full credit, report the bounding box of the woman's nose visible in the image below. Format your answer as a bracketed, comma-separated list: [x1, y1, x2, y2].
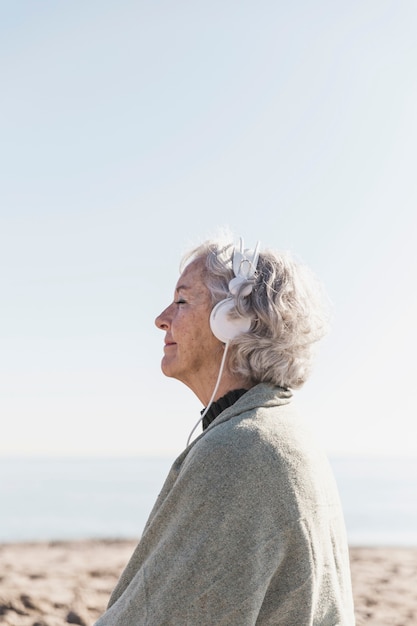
[155, 306, 170, 330]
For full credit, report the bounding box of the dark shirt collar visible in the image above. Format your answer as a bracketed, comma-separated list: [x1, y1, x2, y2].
[202, 388, 249, 430]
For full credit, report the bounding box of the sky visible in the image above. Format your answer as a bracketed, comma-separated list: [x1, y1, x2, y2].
[1, 0, 416, 459]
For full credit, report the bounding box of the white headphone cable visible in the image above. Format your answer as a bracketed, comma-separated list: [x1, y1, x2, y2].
[186, 341, 230, 447]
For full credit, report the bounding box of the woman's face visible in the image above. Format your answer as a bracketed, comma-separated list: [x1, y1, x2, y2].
[155, 260, 223, 396]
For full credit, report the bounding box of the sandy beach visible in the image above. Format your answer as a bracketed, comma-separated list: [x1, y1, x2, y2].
[1, 539, 416, 625]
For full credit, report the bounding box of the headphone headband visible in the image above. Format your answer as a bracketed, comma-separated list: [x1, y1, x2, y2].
[209, 238, 260, 343]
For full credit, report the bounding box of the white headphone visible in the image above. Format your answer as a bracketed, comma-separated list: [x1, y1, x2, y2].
[187, 238, 261, 446]
[209, 238, 261, 343]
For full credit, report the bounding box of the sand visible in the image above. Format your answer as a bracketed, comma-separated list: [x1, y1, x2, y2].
[1, 539, 416, 625]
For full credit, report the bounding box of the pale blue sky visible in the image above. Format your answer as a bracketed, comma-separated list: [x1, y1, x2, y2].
[1, 0, 416, 457]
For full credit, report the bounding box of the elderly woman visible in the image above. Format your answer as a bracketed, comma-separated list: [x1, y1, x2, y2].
[95, 236, 355, 625]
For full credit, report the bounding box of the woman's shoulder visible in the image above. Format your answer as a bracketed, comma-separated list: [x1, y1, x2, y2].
[200, 384, 304, 450]
[186, 384, 332, 493]
[185, 392, 308, 477]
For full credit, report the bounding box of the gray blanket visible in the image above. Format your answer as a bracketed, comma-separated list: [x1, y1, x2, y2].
[95, 383, 355, 625]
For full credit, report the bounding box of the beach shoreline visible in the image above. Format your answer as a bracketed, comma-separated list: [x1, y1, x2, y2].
[1, 539, 416, 625]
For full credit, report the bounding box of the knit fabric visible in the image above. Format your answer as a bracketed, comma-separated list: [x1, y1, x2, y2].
[95, 383, 355, 625]
[202, 387, 248, 429]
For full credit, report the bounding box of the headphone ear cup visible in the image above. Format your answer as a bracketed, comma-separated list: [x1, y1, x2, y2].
[210, 298, 252, 343]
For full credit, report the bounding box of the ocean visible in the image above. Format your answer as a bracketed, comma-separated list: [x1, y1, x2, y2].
[1, 455, 416, 546]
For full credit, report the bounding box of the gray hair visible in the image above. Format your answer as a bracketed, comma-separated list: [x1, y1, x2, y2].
[181, 237, 330, 390]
